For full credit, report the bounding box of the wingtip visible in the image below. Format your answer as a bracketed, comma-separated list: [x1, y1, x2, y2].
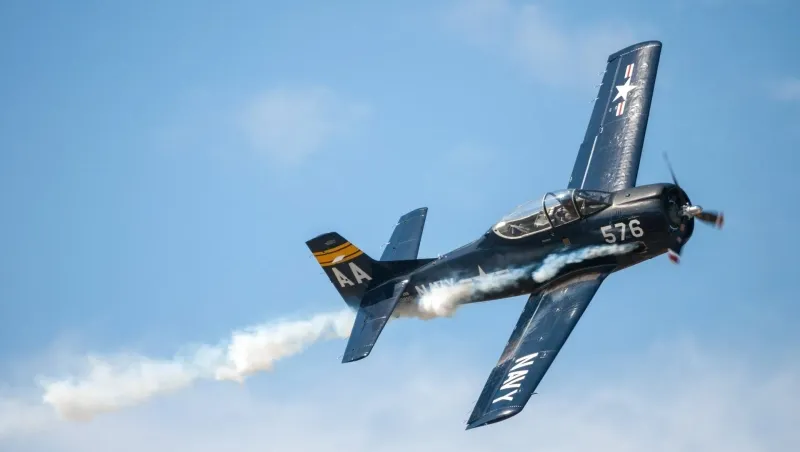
[608, 40, 662, 62]
[465, 408, 522, 431]
[341, 347, 371, 363]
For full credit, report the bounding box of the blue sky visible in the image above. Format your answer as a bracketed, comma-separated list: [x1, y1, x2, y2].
[1, 0, 799, 450]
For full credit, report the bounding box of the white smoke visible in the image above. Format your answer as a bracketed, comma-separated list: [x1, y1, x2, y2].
[31, 244, 639, 423]
[392, 286, 466, 320]
[531, 243, 639, 282]
[394, 266, 533, 320]
[396, 243, 639, 320]
[39, 309, 355, 422]
[214, 309, 354, 382]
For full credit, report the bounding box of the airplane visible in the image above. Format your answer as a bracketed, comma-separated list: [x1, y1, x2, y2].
[305, 40, 723, 430]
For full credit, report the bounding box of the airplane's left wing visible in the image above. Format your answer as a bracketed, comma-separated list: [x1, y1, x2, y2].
[466, 270, 610, 430]
[568, 41, 662, 192]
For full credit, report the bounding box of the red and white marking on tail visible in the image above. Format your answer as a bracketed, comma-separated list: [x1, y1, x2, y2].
[616, 101, 626, 116]
[625, 63, 635, 79]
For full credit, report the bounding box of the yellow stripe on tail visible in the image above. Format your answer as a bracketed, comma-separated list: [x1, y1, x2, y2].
[313, 243, 365, 267]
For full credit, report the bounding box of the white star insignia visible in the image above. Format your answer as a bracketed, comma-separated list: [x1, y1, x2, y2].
[613, 78, 637, 102]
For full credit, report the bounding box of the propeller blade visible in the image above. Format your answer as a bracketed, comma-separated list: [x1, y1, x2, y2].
[667, 248, 681, 264]
[662, 152, 680, 187]
[667, 221, 690, 264]
[661, 151, 723, 265]
[696, 211, 724, 229]
[667, 233, 685, 264]
[662, 152, 688, 205]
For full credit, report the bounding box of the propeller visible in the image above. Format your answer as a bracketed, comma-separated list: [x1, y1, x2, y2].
[662, 152, 724, 264]
[696, 210, 725, 228]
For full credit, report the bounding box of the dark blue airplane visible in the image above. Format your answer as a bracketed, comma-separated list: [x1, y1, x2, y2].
[306, 41, 723, 430]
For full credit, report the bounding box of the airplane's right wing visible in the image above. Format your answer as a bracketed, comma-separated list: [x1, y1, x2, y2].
[568, 40, 662, 192]
[466, 270, 610, 430]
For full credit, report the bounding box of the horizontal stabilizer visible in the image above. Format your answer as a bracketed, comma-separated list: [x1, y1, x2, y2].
[342, 279, 408, 363]
[380, 207, 428, 261]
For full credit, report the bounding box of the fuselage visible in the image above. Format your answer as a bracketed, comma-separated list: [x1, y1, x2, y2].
[394, 183, 693, 308]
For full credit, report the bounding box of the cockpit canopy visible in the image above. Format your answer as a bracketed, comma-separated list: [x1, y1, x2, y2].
[492, 189, 612, 239]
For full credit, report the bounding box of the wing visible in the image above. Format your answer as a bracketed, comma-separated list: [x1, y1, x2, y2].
[466, 270, 609, 430]
[379, 207, 427, 261]
[568, 40, 662, 192]
[341, 278, 408, 363]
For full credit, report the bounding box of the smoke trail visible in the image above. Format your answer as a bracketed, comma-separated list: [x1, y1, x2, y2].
[39, 309, 355, 422]
[214, 309, 354, 382]
[531, 243, 639, 283]
[396, 243, 638, 320]
[392, 284, 470, 320]
[34, 244, 639, 422]
[393, 266, 533, 320]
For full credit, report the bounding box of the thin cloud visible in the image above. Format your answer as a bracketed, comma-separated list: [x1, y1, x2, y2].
[0, 394, 54, 439]
[240, 86, 371, 165]
[672, 0, 772, 9]
[2, 338, 798, 451]
[770, 77, 800, 102]
[445, 0, 653, 87]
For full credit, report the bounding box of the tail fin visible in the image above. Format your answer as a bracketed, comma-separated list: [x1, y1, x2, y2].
[306, 232, 380, 308]
[306, 232, 433, 309]
[307, 231, 434, 363]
